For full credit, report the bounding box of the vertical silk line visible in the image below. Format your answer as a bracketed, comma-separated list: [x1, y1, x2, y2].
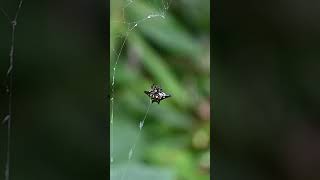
[110, 0, 137, 163]
[110, 18, 138, 165]
[120, 100, 152, 180]
[3, 1, 23, 180]
[110, 33, 129, 164]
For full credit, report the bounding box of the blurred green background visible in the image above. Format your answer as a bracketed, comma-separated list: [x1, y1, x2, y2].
[110, 0, 210, 180]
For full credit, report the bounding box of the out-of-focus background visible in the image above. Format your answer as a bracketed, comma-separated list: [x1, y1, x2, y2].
[0, 0, 107, 179]
[110, 0, 210, 180]
[214, 0, 320, 180]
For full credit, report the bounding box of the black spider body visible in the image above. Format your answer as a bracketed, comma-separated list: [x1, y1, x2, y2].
[144, 84, 171, 104]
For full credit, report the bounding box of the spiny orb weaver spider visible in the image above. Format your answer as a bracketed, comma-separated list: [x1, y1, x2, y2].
[144, 84, 171, 104]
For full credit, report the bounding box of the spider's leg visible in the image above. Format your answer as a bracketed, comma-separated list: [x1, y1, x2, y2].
[144, 91, 150, 95]
[160, 93, 171, 99]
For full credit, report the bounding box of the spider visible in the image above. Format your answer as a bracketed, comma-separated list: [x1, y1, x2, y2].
[144, 84, 171, 104]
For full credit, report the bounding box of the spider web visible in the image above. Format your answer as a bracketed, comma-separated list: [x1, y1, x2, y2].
[0, 1, 23, 180]
[110, 0, 172, 179]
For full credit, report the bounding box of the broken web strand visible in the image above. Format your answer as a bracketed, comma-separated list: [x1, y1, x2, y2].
[110, 0, 171, 164]
[120, 99, 152, 180]
[1, 1, 24, 180]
